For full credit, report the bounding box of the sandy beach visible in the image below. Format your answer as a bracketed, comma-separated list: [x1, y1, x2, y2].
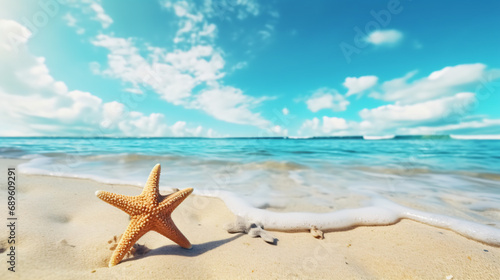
[2, 0, 500, 277]
[1, 159, 499, 279]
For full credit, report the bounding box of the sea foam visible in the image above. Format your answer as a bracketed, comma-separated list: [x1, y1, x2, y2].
[7, 137, 500, 247]
[363, 135, 395, 140]
[200, 190, 500, 246]
[450, 134, 500, 140]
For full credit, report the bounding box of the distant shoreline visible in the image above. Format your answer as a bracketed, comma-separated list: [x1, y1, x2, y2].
[1, 134, 500, 140]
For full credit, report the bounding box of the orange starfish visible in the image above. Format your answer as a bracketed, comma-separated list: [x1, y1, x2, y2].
[95, 164, 193, 267]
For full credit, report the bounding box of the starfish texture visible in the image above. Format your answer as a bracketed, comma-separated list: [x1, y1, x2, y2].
[96, 164, 193, 267]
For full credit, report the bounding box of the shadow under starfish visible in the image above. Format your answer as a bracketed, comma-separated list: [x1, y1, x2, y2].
[121, 234, 244, 263]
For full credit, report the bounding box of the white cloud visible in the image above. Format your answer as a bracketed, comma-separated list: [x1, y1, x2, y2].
[101, 101, 124, 128]
[163, 0, 275, 67]
[302, 117, 319, 131]
[306, 88, 350, 112]
[236, 0, 260, 19]
[160, 0, 269, 53]
[360, 92, 477, 127]
[92, 35, 224, 105]
[55, 0, 276, 133]
[164, 45, 224, 81]
[191, 125, 203, 136]
[162, 0, 217, 45]
[170, 121, 204, 137]
[344, 75, 378, 96]
[399, 119, 500, 135]
[0, 19, 32, 52]
[171, 121, 187, 136]
[200, 0, 260, 20]
[258, 23, 275, 40]
[124, 87, 143, 94]
[231, 61, 248, 71]
[62, 0, 113, 31]
[297, 63, 500, 136]
[207, 128, 215, 138]
[270, 125, 288, 136]
[322, 117, 348, 133]
[0, 20, 209, 137]
[192, 86, 269, 127]
[365, 29, 403, 46]
[117, 112, 171, 137]
[268, 11, 280, 18]
[92, 28, 273, 129]
[62, 13, 85, 34]
[299, 117, 355, 136]
[258, 30, 271, 40]
[375, 63, 494, 104]
[282, 108, 289, 115]
[63, 13, 77, 26]
[89, 2, 113, 29]
[298, 92, 491, 136]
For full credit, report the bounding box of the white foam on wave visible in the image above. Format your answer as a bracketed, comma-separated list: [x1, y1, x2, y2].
[199, 190, 500, 246]
[363, 135, 395, 140]
[287, 136, 313, 139]
[18, 156, 144, 186]
[288, 171, 305, 185]
[16, 154, 500, 246]
[450, 134, 500, 140]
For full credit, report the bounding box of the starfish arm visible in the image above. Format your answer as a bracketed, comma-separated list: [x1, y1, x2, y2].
[153, 216, 192, 249]
[140, 164, 162, 205]
[95, 191, 144, 216]
[96, 164, 195, 267]
[109, 215, 152, 267]
[158, 187, 194, 212]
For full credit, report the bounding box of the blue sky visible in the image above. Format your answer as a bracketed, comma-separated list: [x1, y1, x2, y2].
[1, 0, 499, 137]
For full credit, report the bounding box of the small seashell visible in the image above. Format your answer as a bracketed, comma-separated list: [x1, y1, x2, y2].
[310, 226, 324, 239]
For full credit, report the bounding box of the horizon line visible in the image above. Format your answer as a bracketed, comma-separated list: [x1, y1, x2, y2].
[1, 134, 499, 140]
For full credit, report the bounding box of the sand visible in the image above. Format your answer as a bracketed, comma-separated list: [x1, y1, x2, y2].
[0, 159, 499, 279]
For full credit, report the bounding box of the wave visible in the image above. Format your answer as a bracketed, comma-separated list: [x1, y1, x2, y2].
[200, 190, 500, 246]
[363, 135, 395, 140]
[242, 160, 307, 171]
[18, 155, 145, 186]
[14, 153, 500, 246]
[0, 147, 27, 158]
[5, 134, 500, 141]
[450, 134, 500, 140]
[286, 136, 313, 139]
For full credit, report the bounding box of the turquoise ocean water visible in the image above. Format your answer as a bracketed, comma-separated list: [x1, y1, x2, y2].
[1, 136, 500, 242]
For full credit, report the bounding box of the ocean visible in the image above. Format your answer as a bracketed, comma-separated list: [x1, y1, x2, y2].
[1, 136, 500, 243]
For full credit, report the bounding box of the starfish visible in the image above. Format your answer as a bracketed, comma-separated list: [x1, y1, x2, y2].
[95, 164, 193, 267]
